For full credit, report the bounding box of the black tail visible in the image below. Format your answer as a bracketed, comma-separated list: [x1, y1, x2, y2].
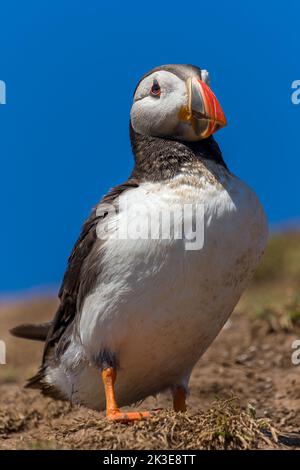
[10, 322, 51, 342]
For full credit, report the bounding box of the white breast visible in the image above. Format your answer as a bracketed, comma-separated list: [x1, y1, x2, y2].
[47, 163, 268, 409]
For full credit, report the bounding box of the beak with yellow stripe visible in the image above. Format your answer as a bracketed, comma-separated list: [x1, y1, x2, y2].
[179, 76, 227, 139]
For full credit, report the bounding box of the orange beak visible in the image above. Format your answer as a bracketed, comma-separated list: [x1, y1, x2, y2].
[180, 76, 227, 139]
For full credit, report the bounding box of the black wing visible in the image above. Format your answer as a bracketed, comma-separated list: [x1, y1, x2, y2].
[42, 206, 102, 360]
[27, 180, 140, 384]
[43, 180, 139, 361]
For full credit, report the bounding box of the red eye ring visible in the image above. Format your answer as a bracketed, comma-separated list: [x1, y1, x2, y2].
[150, 79, 161, 97]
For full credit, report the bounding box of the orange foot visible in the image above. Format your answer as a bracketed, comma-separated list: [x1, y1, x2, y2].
[102, 368, 155, 424]
[107, 410, 152, 423]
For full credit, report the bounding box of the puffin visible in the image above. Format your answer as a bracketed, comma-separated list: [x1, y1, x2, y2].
[11, 64, 268, 422]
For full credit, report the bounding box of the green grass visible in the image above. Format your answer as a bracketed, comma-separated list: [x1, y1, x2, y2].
[254, 296, 300, 332]
[253, 232, 300, 285]
[190, 397, 278, 450]
[0, 367, 18, 384]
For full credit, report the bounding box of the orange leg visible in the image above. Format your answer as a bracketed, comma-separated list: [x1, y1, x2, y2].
[101, 367, 151, 422]
[172, 385, 187, 412]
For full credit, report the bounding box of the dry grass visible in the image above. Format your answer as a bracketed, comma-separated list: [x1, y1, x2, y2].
[1, 232, 300, 450]
[0, 393, 279, 450]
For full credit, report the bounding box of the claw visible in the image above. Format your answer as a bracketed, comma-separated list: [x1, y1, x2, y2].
[102, 367, 157, 424]
[107, 410, 152, 423]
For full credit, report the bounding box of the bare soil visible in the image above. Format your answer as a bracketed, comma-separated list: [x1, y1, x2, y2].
[0, 277, 299, 449]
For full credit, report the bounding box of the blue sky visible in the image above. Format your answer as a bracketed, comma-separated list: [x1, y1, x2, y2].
[0, 1, 299, 293]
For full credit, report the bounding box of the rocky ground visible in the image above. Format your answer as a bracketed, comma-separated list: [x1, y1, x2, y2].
[0, 233, 299, 449]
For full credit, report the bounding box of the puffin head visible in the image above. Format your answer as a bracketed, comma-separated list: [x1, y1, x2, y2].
[130, 64, 227, 142]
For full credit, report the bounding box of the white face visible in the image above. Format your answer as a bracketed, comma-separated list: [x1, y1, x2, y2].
[130, 70, 214, 141]
[131, 70, 193, 141]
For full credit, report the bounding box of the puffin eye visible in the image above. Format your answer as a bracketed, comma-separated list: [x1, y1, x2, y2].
[150, 79, 161, 96]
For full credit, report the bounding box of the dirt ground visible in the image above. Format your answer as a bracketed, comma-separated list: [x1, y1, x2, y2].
[0, 233, 300, 450]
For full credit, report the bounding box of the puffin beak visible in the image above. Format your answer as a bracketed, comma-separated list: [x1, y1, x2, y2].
[180, 77, 227, 138]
